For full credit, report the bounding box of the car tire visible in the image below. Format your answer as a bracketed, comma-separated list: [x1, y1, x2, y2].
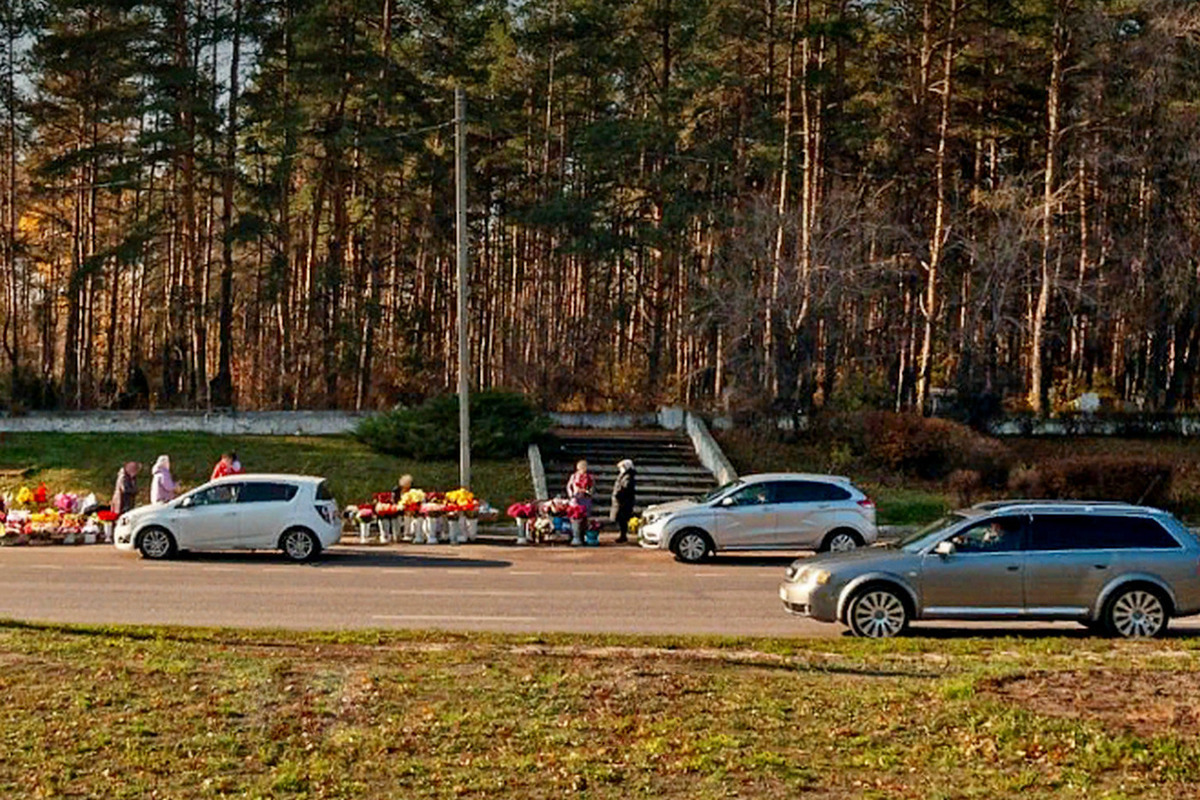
[846, 584, 909, 638]
[137, 526, 177, 560]
[281, 527, 321, 563]
[1102, 584, 1169, 639]
[671, 529, 713, 564]
[820, 528, 863, 553]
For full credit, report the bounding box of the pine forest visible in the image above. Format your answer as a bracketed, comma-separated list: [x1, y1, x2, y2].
[1, 0, 1199, 416]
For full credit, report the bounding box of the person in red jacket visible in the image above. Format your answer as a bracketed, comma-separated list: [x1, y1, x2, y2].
[211, 453, 235, 481]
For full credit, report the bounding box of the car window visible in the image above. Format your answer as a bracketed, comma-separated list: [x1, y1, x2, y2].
[1030, 514, 1181, 550]
[724, 483, 776, 506]
[190, 484, 240, 506]
[947, 516, 1025, 553]
[316, 481, 334, 501]
[239, 482, 299, 503]
[774, 481, 852, 503]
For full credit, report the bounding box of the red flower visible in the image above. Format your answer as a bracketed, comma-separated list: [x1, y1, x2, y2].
[96, 511, 119, 522]
[507, 502, 533, 519]
[34, 483, 48, 504]
[566, 503, 588, 520]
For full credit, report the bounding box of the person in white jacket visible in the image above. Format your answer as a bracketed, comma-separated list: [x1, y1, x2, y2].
[150, 455, 177, 504]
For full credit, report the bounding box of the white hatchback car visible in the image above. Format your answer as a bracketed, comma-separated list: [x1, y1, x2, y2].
[639, 473, 878, 563]
[114, 474, 341, 562]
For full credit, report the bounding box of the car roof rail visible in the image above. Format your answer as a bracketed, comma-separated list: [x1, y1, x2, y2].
[971, 499, 1140, 511]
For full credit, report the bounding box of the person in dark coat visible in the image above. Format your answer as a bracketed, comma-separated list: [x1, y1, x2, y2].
[112, 461, 141, 515]
[610, 459, 637, 543]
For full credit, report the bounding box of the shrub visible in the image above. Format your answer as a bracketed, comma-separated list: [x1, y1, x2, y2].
[355, 391, 551, 460]
[1009, 456, 1174, 508]
[948, 469, 983, 507]
[825, 411, 1013, 485]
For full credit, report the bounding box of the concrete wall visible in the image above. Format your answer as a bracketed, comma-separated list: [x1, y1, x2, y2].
[685, 412, 738, 485]
[0, 411, 364, 436]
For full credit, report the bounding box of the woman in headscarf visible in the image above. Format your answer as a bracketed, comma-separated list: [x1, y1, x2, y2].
[610, 459, 637, 543]
[111, 462, 141, 515]
[150, 455, 177, 504]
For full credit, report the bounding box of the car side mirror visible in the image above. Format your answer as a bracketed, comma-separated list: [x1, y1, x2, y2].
[719, 496, 735, 507]
[934, 540, 956, 556]
[179, 496, 194, 509]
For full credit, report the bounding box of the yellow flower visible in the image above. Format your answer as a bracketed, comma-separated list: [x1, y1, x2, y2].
[16, 487, 33, 505]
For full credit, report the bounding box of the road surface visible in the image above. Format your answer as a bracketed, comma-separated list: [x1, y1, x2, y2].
[3, 543, 1196, 637]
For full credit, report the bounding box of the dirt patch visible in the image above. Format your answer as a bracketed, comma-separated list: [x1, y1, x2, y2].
[984, 669, 1200, 737]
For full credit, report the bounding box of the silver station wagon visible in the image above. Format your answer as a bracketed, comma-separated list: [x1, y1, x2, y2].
[779, 501, 1200, 638]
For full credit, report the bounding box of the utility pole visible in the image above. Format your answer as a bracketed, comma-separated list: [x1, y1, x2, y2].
[455, 86, 471, 489]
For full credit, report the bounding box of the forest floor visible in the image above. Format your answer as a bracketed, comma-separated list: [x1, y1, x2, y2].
[2, 621, 1200, 798]
[717, 432, 1200, 526]
[0, 433, 531, 511]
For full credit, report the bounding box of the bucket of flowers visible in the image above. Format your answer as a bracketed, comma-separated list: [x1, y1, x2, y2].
[353, 504, 375, 543]
[373, 493, 402, 544]
[585, 518, 604, 547]
[95, 510, 119, 543]
[61, 513, 84, 545]
[419, 496, 447, 544]
[566, 501, 588, 546]
[4, 510, 30, 545]
[399, 488, 426, 542]
[445, 488, 479, 543]
[29, 509, 61, 545]
[81, 516, 101, 544]
[507, 501, 535, 544]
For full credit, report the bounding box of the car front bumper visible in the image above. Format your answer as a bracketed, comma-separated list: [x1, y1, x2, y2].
[779, 581, 839, 622]
[638, 519, 669, 549]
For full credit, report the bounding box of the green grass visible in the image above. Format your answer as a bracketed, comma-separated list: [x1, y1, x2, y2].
[0, 433, 530, 509]
[2, 621, 1200, 798]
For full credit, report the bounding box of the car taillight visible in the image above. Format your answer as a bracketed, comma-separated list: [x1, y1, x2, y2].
[858, 498, 875, 510]
[316, 505, 335, 524]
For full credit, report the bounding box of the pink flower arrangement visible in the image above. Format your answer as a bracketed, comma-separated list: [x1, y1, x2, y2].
[506, 502, 534, 519]
[566, 502, 588, 520]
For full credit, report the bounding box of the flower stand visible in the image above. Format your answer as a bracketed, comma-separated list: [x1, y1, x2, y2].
[570, 519, 583, 547]
[358, 522, 372, 543]
[83, 532, 97, 545]
[379, 517, 394, 544]
[101, 522, 114, 543]
[448, 517, 463, 545]
[515, 519, 529, 545]
[463, 516, 478, 542]
[422, 516, 443, 544]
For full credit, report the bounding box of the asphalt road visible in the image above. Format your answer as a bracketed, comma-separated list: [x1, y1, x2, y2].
[5, 542, 1200, 638]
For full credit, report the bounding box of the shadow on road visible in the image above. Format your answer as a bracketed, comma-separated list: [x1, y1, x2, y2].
[704, 554, 798, 568]
[171, 549, 512, 570]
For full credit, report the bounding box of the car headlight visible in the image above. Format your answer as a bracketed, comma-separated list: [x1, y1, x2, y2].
[788, 566, 831, 585]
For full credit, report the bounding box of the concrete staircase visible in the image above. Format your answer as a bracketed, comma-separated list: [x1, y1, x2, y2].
[542, 429, 718, 512]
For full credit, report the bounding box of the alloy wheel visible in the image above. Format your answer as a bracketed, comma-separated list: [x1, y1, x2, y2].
[1109, 589, 1165, 638]
[140, 529, 173, 559]
[850, 590, 907, 638]
[284, 530, 316, 562]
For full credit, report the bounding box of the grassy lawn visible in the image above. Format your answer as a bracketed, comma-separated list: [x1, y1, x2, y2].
[0, 433, 530, 510]
[2, 622, 1200, 798]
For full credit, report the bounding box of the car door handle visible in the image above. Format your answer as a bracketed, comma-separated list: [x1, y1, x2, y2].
[1093, 564, 1108, 570]
[1006, 565, 1020, 572]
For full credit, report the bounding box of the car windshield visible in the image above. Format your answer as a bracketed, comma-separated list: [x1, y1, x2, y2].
[896, 513, 967, 552]
[698, 479, 745, 504]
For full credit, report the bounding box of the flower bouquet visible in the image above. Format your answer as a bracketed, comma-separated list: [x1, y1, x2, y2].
[80, 517, 101, 544]
[34, 482, 48, 505]
[15, 486, 33, 508]
[507, 501, 535, 545]
[29, 509, 61, 545]
[54, 493, 79, 515]
[60, 513, 84, 545]
[445, 488, 480, 543]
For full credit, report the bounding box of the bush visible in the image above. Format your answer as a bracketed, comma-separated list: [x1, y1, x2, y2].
[1008, 456, 1174, 508]
[355, 391, 551, 460]
[821, 411, 1014, 485]
[948, 469, 983, 506]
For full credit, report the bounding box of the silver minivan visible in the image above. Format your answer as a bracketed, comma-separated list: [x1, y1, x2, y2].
[780, 501, 1200, 638]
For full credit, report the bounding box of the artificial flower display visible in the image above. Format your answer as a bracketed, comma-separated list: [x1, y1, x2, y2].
[15, 486, 33, 506]
[506, 502, 534, 519]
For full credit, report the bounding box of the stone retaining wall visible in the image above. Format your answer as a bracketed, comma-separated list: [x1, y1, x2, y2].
[0, 411, 364, 436]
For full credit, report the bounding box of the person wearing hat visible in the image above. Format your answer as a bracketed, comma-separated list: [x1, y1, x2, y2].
[610, 459, 637, 543]
[112, 461, 141, 515]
